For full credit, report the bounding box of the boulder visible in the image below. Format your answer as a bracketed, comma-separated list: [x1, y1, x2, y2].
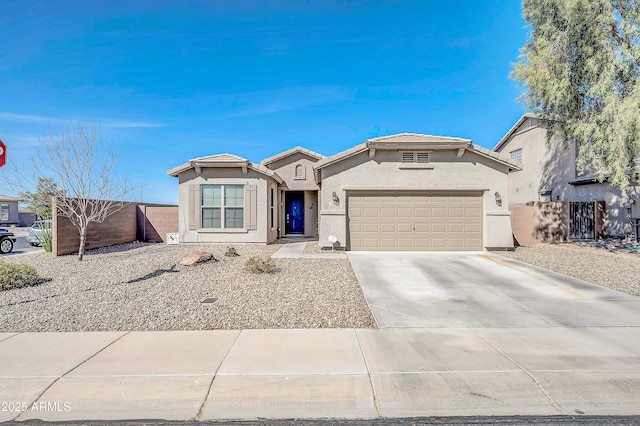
[181, 251, 216, 266]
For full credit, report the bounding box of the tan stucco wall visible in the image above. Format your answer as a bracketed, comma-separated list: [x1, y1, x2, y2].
[317, 149, 513, 250]
[177, 168, 277, 243]
[495, 125, 550, 204]
[267, 152, 320, 190]
[497, 122, 639, 236]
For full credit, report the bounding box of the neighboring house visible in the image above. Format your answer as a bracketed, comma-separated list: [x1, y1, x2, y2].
[494, 113, 640, 239]
[0, 194, 20, 226]
[168, 134, 520, 251]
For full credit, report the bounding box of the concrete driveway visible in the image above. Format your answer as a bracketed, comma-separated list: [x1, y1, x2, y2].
[347, 251, 640, 328]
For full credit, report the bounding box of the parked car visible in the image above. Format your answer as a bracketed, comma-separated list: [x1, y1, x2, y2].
[25, 220, 52, 247]
[0, 228, 17, 254]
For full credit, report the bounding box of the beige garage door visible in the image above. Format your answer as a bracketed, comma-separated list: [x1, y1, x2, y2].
[348, 191, 483, 251]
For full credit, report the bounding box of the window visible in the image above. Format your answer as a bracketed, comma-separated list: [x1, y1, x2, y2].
[201, 185, 244, 229]
[294, 164, 306, 179]
[510, 148, 523, 163]
[0, 204, 8, 221]
[401, 152, 430, 163]
[270, 187, 275, 229]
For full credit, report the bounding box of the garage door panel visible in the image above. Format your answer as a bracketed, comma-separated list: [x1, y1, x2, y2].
[432, 207, 447, 217]
[414, 239, 431, 248]
[348, 191, 482, 251]
[431, 223, 447, 233]
[363, 208, 379, 217]
[449, 238, 465, 248]
[397, 239, 413, 248]
[465, 223, 481, 232]
[414, 223, 430, 232]
[380, 223, 396, 233]
[380, 239, 398, 248]
[432, 239, 447, 248]
[363, 223, 379, 233]
[448, 207, 464, 217]
[414, 208, 430, 217]
[397, 223, 413, 233]
[397, 208, 413, 217]
[448, 223, 464, 233]
[465, 207, 481, 217]
[380, 207, 396, 217]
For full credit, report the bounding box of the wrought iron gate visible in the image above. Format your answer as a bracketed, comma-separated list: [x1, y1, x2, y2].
[569, 201, 595, 240]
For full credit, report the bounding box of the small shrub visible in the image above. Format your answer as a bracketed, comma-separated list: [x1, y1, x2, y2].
[0, 263, 40, 291]
[41, 228, 53, 253]
[225, 247, 240, 257]
[245, 256, 276, 273]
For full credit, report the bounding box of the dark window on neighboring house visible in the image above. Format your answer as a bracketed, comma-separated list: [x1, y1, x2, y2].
[201, 184, 244, 229]
[509, 148, 523, 163]
[0, 204, 8, 221]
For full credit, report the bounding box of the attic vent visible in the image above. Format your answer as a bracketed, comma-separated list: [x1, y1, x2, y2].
[401, 152, 430, 164]
[317, 169, 322, 182]
[416, 152, 430, 163]
[402, 152, 415, 163]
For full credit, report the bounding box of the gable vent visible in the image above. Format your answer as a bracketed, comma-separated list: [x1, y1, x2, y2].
[401, 152, 430, 164]
[416, 152, 430, 163]
[402, 152, 415, 163]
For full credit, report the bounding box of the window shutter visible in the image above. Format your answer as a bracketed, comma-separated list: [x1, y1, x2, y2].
[245, 184, 257, 230]
[188, 184, 200, 230]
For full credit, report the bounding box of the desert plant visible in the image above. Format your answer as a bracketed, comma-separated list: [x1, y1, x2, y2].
[0, 263, 40, 291]
[245, 256, 276, 273]
[41, 226, 53, 253]
[225, 246, 239, 257]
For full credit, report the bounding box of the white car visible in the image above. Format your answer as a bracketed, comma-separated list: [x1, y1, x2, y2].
[25, 220, 52, 246]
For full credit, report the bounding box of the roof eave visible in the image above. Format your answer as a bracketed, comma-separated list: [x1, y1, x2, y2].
[493, 112, 539, 152]
[261, 146, 325, 166]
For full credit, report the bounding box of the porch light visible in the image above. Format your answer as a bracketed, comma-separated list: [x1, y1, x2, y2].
[494, 191, 502, 206]
[332, 191, 339, 205]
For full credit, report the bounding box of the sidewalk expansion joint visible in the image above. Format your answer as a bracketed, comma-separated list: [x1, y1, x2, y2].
[354, 329, 382, 418]
[14, 330, 131, 422]
[470, 328, 571, 417]
[195, 329, 242, 421]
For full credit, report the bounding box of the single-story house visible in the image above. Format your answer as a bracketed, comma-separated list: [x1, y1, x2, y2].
[0, 194, 20, 226]
[493, 113, 640, 240]
[168, 133, 520, 251]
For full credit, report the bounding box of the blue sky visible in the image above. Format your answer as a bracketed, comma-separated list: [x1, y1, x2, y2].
[0, 0, 528, 204]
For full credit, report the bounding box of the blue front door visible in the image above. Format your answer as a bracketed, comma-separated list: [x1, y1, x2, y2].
[285, 192, 304, 234]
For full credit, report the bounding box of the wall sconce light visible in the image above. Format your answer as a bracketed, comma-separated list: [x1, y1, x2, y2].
[494, 191, 502, 206]
[332, 191, 339, 205]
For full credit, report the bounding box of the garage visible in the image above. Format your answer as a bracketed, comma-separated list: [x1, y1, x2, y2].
[347, 191, 483, 251]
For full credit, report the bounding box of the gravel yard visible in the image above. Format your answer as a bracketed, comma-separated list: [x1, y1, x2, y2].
[0, 243, 377, 332]
[497, 243, 640, 297]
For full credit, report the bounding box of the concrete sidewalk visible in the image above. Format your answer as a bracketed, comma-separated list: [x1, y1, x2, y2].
[1, 327, 639, 422]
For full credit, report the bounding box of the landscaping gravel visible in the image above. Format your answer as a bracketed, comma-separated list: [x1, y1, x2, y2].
[497, 243, 640, 297]
[0, 242, 377, 332]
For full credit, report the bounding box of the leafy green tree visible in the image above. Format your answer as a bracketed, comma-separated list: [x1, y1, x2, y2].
[512, 0, 640, 191]
[19, 177, 65, 220]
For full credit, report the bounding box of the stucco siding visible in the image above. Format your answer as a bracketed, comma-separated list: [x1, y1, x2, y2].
[498, 121, 639, 237]
[177, 168, 276, 243]
[318, 149, 513, 249]
[267, 152, 320, 191]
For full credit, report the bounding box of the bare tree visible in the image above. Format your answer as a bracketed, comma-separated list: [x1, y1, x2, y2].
[5, 123, 133, 260]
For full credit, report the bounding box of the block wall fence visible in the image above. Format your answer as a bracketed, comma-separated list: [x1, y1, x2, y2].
[52, 198, 178, 256]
